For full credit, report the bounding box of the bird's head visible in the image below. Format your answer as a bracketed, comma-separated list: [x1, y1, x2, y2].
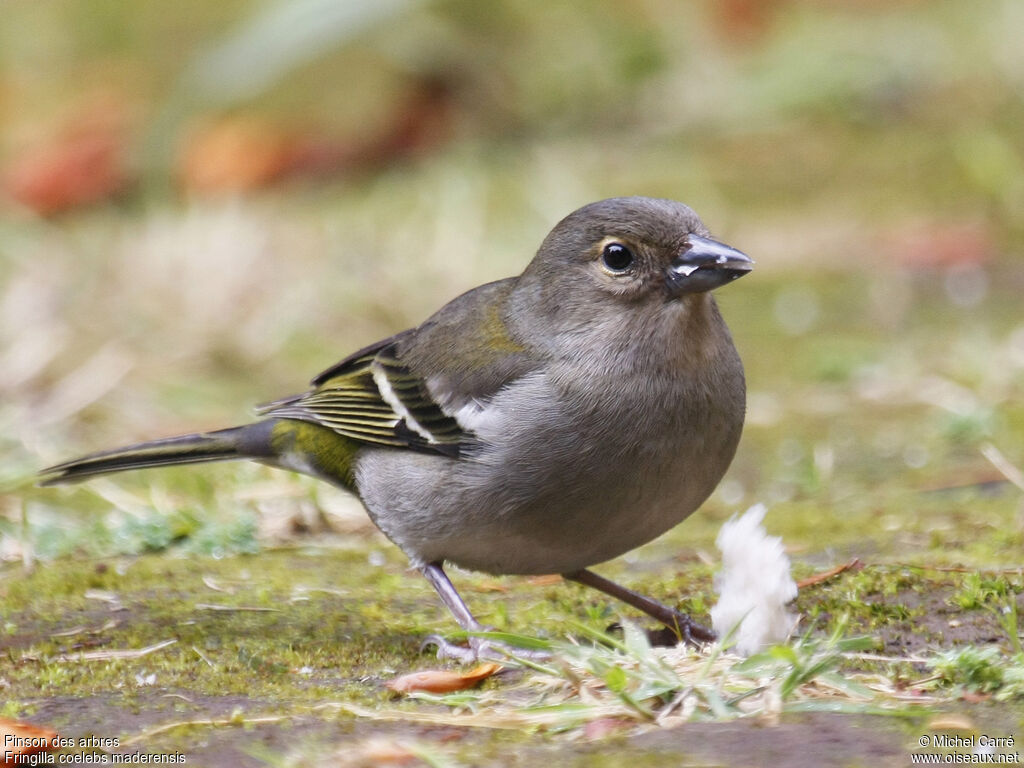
[528, 196, 753, 304]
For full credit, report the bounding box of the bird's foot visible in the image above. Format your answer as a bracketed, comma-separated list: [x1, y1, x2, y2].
[421, 633, 551, 663]
[659, 611, 717, 648]
[421, 634, 480, 663]
[563, 569, 717, 649]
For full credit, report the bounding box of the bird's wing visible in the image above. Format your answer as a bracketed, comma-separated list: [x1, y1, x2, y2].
[307, 332, 410, 387]
[258, 338, 466, 457]
[258, 279, 542, 458]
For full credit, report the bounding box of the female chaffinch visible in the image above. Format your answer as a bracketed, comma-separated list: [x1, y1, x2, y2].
[42, 196, 753, 660]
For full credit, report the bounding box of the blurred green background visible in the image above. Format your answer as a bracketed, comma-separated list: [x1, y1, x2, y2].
[2, 0, 1023, 562]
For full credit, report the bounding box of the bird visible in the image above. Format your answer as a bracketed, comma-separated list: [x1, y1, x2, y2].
[40, 196, 753, 660]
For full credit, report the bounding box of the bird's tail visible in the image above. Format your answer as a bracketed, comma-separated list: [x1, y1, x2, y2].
[38, 423, 275, 486]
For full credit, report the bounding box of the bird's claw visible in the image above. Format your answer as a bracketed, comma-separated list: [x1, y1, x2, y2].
[670, 613, 717, 647]
[421, 634, 480, 663]
[638, 614, 717, 648]
[420, 634, 551, 663]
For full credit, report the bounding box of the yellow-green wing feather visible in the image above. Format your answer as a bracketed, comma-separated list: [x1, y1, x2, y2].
[260, 341, 465, 457]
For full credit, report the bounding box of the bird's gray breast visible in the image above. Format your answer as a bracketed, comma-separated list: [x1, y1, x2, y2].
[354, 350, 744, 575]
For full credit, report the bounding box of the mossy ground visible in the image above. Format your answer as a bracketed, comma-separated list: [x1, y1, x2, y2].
[4, 392, 1024, 767]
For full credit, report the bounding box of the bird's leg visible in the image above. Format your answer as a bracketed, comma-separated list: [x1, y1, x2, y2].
[421, 561, 483, 628]
[563, 568, 716, 647]
[420, 561, 483, 663]
[419, 562, 550, 663]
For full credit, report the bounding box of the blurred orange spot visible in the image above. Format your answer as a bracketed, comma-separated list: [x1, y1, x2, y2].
[4, 104, 128, 215]
[473, 580, 509, 593]
[180, 116, 294, 194]
[583, 716, 634, 740]
[179, 76, 455, 195]
[959, 690, 991, 704]
[526, 574, 563, 586]
[884, 219, 994, 269]
[356, 738, 420, 764]
[711, 0, 780, 44]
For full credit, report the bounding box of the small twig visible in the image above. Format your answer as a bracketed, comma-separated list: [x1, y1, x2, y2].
[888, 692, 942, 703]
[655, 686, 693, 725]
[320, 701, 626, 731]
[840, 651, 929, 665]
[201, 576, 234, 594]
[50, 626, 86, 638]
[55, 638, 177, 662]
[891, 564, 1024, 574]
[160, 693, 194, 703]
[796, 558, 862, 589]
[191, 646, 216, 668]
[981, 443, 1024, 493]
[289, 587, 348, 602]
[83, 589, 121, 604]
[194, 603, 281, 612]
[51, 619, 118, 638]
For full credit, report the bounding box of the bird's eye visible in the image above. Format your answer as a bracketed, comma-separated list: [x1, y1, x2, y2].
[601, 243, 634, 272]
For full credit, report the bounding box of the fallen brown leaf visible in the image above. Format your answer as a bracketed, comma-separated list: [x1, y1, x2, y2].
[386, 662, 501, 694]
[0, 717, 59, 765]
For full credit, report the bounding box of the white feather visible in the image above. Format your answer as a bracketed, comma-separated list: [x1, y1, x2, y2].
[710, 503, 798, 656]
[449, 400, 498, 433]
[370, 362, 434, 443]
[426, 371, 548, 439]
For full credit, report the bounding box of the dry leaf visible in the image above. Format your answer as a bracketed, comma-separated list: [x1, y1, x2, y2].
[0, 717, 59, 764]
[386, 662, 501, 694]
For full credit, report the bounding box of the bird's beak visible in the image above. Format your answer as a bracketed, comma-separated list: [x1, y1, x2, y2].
[666, 235, 754, 296]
